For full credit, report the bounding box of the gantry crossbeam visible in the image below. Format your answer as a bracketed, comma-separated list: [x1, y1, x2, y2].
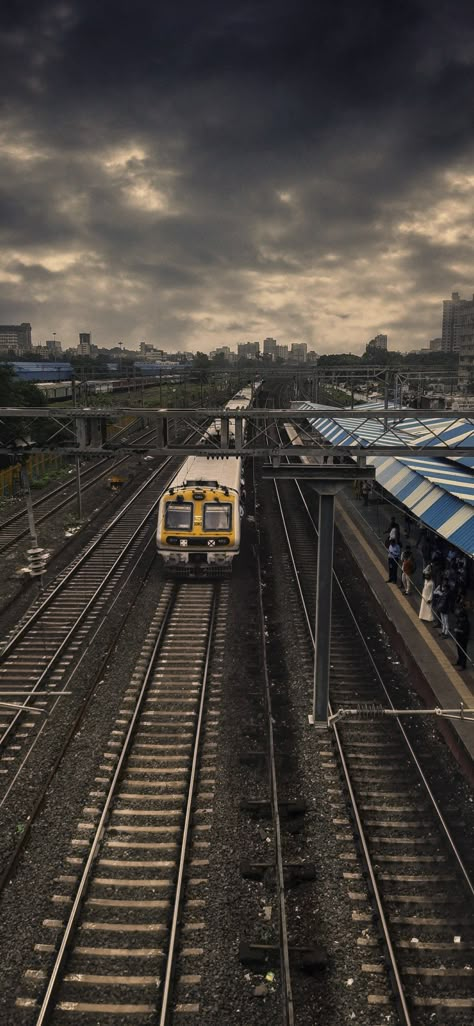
[1, 406, 474, 457]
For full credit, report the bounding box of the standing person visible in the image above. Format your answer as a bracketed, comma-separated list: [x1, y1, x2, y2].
[454, 601, 470, 669]
[401, 546, 416, 595]
[386, 516, 401, 545]
[416, 523, 427, 548]
[387, 537, 401, 584]
[431, 543, 443, 586]
[437, 582, 450, 637]
[419, 569, 435, 623]
[432, 581, 444, 627]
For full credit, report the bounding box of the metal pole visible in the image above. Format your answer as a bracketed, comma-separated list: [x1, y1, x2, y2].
[20, 465, 38, 548]
[76, 456, 82, 520]
[312, 492, 335, 726]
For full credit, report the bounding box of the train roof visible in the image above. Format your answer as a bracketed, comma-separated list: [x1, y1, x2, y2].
[167, 454, 242, 493]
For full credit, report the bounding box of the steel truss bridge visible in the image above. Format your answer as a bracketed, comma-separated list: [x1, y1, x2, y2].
[1, 406, 474, 458]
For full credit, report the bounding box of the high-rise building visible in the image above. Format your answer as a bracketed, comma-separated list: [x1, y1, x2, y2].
[46, 338, 62, 355]
[366, 333, 388, 354]
[263, 337, 277, 359]
[78, 332, 91, 356]
[237, 341, 259, 359]
[291, 342, 307, 363]
[275, 345, 289, 361]
[0, 322, 32, 355]
[457, 304, 474, 390]
[442, 292, 474, 352]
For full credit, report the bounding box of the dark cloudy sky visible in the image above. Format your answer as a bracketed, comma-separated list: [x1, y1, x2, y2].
[0, 1, 473, 354]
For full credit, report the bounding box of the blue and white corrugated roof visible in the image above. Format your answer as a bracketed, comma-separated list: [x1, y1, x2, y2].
[296, 401, 474, 556]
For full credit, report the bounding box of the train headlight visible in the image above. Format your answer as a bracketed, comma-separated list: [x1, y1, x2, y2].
[179, 539, 188, 547]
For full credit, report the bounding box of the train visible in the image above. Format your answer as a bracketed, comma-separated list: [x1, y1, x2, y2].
[35, 375, 184, 402]
[156, 385, 257, 576]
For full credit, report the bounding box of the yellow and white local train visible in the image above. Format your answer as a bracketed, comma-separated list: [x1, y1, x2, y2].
[156, 386, 255, 576]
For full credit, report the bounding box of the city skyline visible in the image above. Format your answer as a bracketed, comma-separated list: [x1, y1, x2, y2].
[0, 2, 473, 355]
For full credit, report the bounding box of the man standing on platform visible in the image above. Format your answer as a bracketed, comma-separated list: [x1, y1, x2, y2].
[387, 537, 401, 584]
[454, 600, 470, 670]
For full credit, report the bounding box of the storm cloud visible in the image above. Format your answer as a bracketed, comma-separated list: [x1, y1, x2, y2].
[0, 0, 473, 353]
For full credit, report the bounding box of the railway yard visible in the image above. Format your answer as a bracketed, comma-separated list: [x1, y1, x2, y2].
[0, 389, 473, 1026]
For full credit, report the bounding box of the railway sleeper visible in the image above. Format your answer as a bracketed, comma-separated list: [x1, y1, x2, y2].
[241, 859, 316, 883]
[241, 798, 307, 818]
[239, 941, 327, 972]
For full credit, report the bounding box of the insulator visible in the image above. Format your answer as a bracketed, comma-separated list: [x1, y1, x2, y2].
[357, 702, 385, 720]
[27, 547, 47, 576]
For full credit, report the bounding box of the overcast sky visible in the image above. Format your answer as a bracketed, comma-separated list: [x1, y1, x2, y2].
[0, 1, 473, 355]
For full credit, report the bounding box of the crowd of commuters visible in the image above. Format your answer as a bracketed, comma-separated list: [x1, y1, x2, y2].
[384, 514, 471, 670]
[352, 481, 472, 670]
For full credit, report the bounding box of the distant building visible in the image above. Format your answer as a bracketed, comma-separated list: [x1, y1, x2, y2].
[307, 350, 319, 363]
[7, 361, 73, 381]
[366, 333, 387, 354]
[46, 338, 62, 355]
[429, 337, 442, 352]
[276, 345, 289, 361]
[210, 346, 232, 361]
[0, 322, 32, 355]
[78, 332, 91, 356]
[457, 304, 474, 390]
[442, 292, 474, 352]
[134, 361, 182, 376]
[238, 341, 259, 360]
[291, 342, 307, 363]
[263, 337, 277, 359]
[140, 342, 166, 361]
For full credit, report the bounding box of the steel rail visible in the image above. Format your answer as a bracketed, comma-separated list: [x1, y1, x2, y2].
[0, 462, 174, 749]
[0, 530, 158, 887]
[158, 588, 218, 1026]
[272, 476, 413, 1026]
[32, 586, 179, 1026]
[0, 458, 171, 663]
[0, 425, 158, 554]
[256, 403, 295, 1026]
[295, 480, 474, 901]
[0, 457, 110, 530]
[256, 525, 295, 1025]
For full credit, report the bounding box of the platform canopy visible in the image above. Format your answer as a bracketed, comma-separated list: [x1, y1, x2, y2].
[298, 401, 474, 556]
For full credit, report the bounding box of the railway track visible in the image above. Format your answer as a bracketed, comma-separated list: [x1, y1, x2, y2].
[16, 580, 228, 1024]
[0, 460, 177, 797]
[0, 396, 220, 557]
[274, 474, 474, 1024]
[0, 424, 155, 556]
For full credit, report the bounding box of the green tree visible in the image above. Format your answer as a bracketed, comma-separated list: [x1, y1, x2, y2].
[0, 365, 46, 407]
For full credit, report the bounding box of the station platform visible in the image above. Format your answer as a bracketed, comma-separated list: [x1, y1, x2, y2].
[335, 487, 474, 774]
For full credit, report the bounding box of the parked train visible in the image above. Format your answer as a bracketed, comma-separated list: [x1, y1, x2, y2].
[156, 385, 257, 576]
[35, 375, 183, 402]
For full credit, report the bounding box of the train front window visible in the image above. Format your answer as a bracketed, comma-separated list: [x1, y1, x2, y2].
[165, 502, 193, 530]
[203, 503, 232, 531]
